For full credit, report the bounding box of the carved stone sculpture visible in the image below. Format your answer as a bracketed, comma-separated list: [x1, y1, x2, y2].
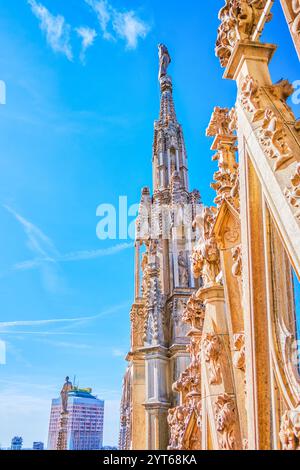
[258, 108, 294, 170]
[130, 303, 146, 348]
[192, 208, 221, 286]
[174, 336, 202, 395]
[233, 333, 246, 371]
[279, 408, 300, 450]
[240, 74, 264, 121]
[202, 333, 223, 385]
[158, 43, 171, 80]
[284, 164, 300, 220]
[168, 400, 202, 450]
[167, 406, 188, 450]
[215, 394, 237, 450]
[231, 245, 242, 278]
[178, 251, 189, 287]
[182, 294, 206, 330]
[206, 107, 240, 208]
[206, 106, 234, 137]
[60, 376, 73, 414]
[216, 1, 272, 67]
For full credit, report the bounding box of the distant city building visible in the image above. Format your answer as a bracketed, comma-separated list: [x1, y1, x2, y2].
[48, 387, 104, 450]
[33, 442, 44, 450]
[11, 436, 23, 450]
[101, 446, 118, 450]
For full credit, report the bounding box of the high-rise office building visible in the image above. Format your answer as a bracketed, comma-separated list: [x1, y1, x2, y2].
[11, 436, 23, 450]
[48, 388, 104, 450]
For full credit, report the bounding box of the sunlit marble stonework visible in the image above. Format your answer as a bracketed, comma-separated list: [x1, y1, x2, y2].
[120, 1, 300, 450]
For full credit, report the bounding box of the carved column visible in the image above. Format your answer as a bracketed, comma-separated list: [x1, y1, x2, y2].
[192, 207, 242, 450]
[167, 295, 204, 450]
[126, 352, 146, 450]
[199, 284, 242, 450]
[206, 105, 248, 447]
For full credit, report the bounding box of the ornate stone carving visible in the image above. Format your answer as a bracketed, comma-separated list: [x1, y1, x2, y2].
[207, 107, 240, 208]
[202, 333, 222, 385]
[279, 408, 300, 450]
[215, 394, 237, 450]
[192, 207, 221, 286]
[224, 225, 240, 244]
[168, 399, 202, 450]
[211, 150, 239, 207]
[284, 164, 300, 219]
[174, 337, 202, 395]
[267, 79, 295, 120]
[258, 108, 294, 170]
[142, 252, 166, 345]
[168, 333, 202, 450]
[229, 107, 238, 134]
[231, 245, 242, 278]
[182, 294, 206, 330]
[168, 406, 189, 450]
[240, 74, 264, 121]
[233, 333, 246, 371]
[130, 303, 146, 348]
[216, 0, 272, 68]
[206, 106, 235, 137]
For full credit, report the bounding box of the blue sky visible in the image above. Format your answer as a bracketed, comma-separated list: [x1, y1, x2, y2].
[0, 0, 299, 449]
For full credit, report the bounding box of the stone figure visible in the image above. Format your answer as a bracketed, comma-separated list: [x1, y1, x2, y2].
[192, 207, 221, 286]
[158, 44, 171, 80]
[178, 251, 189, 287]
[60, 376, 73, 414]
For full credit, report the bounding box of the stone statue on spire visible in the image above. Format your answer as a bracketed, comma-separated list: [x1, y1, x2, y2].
[158, 44, 171, 80]
[60, 376, 73, 413]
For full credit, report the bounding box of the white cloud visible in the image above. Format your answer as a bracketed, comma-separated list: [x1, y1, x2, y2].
[76, 26, 97, 63]
[4, 205, 58, 260]
[85, 0, 150, 49]
[0, 302, 129, 333]
[4, 206, 133, 295]
[61, 242, 134, 262]
[37, 339, 93, 350]
[27, 0, 73, 61]
[112, 11, 149, 49]
[13, 242, 134, 271]
[85, 0, 113, 41]
[27, 0, 149, 62]
[4, 205, 62, 293]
